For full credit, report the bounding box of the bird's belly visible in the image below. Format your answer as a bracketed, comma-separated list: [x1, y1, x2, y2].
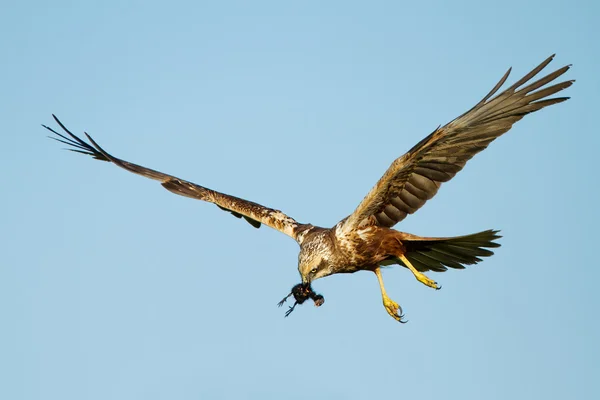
[335, 264, 366, 274]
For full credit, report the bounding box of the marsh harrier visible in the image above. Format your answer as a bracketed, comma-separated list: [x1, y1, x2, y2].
[45, 55, 572, 322]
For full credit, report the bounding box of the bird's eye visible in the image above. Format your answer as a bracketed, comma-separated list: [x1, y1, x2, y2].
[311, 268, 318, 274]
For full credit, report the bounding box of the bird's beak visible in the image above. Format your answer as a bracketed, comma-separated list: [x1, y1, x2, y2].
[301, 274, 310, 285]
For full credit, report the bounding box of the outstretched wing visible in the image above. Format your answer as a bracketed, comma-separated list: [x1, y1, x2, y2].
[340, 55, 573, 233]
[45, 115, 305, 242]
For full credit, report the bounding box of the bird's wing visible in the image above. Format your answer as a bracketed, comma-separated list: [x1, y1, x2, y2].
[45, 115, 305, 242]
[340, 55, 573, 233]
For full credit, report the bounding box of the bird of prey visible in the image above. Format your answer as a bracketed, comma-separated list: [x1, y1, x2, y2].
[45, 55, 572, 323]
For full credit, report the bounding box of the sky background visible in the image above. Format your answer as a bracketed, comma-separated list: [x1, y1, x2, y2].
[2, 1, 599, 399]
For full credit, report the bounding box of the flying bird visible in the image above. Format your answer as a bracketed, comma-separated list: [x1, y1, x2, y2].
[45, 55, 572, 322]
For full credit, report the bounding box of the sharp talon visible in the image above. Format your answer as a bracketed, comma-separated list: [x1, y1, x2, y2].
[436, 285, 442, 291]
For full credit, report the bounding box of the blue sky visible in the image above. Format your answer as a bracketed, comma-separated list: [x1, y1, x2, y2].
[2, 1, 599, 399]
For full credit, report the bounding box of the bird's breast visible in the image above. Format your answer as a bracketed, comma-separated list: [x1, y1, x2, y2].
[333, 226, 403, 270]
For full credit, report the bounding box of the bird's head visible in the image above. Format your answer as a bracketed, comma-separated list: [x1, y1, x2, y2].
[297, 228, 335, 284]
[298, 247, 333, 285]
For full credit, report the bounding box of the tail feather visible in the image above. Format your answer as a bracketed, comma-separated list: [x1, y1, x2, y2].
[401, 229, 501, 272]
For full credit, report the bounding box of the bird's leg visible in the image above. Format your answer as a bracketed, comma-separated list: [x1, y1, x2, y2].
[277, 292, 294, 307]
[374, 267, 406, 323]
[399, 254, 441, 290]
[284, 302, 299, 317]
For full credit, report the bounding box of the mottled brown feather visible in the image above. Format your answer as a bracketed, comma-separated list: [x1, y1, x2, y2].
[44, 116, 304, 241]
[341, 55, 573, 232]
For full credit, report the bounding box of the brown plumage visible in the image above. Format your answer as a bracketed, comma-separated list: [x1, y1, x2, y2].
[45, 55, 572, 322]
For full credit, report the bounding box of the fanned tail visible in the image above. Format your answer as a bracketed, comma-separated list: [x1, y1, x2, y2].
[400, 229, 502, 272]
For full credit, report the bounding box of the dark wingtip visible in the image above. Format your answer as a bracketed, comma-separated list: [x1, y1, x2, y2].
[45, 115, 111, 162]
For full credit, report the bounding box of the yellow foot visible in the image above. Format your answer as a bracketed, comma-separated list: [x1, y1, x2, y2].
[399, 254, 441, 290]
[415, 272, 441, 290]
[383, 296, 407, 323]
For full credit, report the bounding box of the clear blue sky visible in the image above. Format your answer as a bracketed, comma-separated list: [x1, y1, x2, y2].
[2, 1, 598, 399]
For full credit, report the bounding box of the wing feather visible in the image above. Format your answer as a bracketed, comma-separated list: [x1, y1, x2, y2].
[45, 116, 304, 241]
[341, 55, 572, 232]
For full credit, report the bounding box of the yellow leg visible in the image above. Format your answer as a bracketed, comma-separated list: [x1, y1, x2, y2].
[374, 267, 406, 323]
[399, 254, 441, 290]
